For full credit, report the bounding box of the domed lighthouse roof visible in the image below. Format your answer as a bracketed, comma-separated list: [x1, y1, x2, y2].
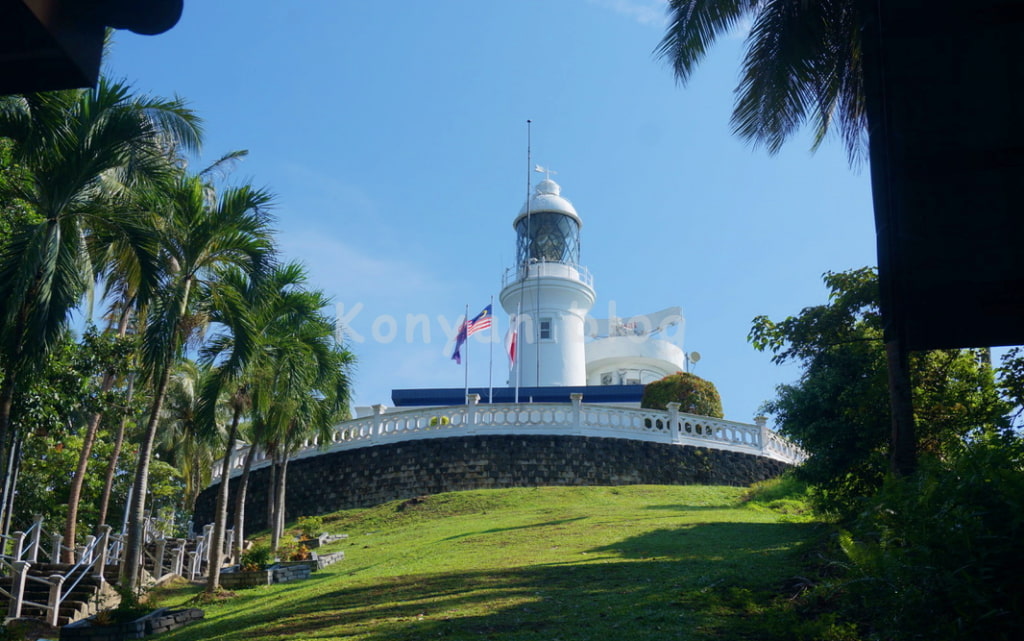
[514, 178, 582, 228]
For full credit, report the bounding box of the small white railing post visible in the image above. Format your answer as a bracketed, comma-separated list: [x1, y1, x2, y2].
[83, 536, 96, 564]
[225, 528, 234, 562]
[201, 524, 213, 566]
[754, 415, 768, 454]
[666, 402, 681, 443]
[50, 533, 63, 564]
[12, 531, 25, 560]
[466, 394, 480, 431]
[173, 540, 186, 576]
[187, 550, 199, 580]
[8, 560, 29, 619]
[153, 538, 166, 580]
[95, 525, 111, 582]
[47, 574, 65, 627]
[570, 393, 583, 433]
[372, 404, 386, 441]
[29, 514, 43, 561]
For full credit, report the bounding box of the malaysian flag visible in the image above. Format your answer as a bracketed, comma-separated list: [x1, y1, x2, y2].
[451, 304, 493, 364]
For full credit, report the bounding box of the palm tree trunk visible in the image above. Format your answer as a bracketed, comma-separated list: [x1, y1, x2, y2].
[121, 364, 172, 592]
[232, 443, 257, 562]
[0, 431, 24, 537]
[265, 451, 276, 539]
[206, 405, 242, 593]
[64, 308, 133, 557]
[0, 378, 18, 534]
[271, 453, 289, 552]
[98, 375, 135, 527]
[63, 372, 116, 562]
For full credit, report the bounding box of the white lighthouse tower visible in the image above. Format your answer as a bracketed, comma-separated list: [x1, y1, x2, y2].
[500, 177, 595, 387]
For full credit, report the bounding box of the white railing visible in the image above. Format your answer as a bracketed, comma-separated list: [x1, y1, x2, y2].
[210, 397, 805, 485]
[502, 260, 594, 289]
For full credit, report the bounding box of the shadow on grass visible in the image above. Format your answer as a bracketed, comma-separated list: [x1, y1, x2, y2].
[644, 504, 742, 512]
[160, 521, 823, 641]
[440, 517, 589, 542]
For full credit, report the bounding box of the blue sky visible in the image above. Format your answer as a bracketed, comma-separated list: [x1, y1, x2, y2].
[106, 0, 878, 423]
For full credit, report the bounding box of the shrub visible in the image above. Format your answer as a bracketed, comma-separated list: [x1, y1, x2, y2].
[641, 372, 724, 418]
[239, 544, 273, 571]
[276, 541, 311, 561]
[836, 434, 1024, 640]
[296, 515, 323, 539]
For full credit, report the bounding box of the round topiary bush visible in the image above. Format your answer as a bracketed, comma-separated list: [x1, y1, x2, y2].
[641, 372, 724, 418]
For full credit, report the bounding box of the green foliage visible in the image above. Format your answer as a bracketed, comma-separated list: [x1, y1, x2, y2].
[750, 267, 1009, 517]
[641, 372, 724, 418]
[656, 0, 868, 164]
[998, 346, 1024, 426]
[296, 515, 323, 539]
[240, 543, 273, 571]
[834, 435, 1024, 640]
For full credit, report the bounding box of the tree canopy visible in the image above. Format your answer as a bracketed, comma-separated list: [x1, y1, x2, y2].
[750, 267, 1009, 514]
[657, 0, 867, 164]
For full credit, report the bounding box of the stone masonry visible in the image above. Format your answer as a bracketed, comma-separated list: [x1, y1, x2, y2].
[195, 435, 790, 532]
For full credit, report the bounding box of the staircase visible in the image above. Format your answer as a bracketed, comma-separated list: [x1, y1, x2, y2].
[0, 563, 121, 626]
[2, 519, 229, 627]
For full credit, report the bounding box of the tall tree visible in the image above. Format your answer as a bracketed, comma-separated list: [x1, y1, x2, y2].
[656, 0, 867, 163]
[251, 287, 353, 551]
[749, 268, 1009, 516]
[121, 174, 274, 592]
[0, 81, 201, 533]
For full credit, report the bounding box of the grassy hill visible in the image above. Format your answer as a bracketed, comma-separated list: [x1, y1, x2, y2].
[151, 484, 836, 641]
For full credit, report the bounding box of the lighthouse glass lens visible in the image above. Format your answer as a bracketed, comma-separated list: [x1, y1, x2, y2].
[516, 213, 580, 266]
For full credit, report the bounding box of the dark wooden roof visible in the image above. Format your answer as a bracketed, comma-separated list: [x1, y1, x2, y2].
[862, 0, 1024, 350]
[0, 0, 182, 95]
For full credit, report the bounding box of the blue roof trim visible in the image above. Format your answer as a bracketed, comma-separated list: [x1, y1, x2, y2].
[391, 385, 646, 406]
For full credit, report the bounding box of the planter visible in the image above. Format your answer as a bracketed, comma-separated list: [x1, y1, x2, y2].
[219, 568, 273, 589]
[60, 608, 204, 641]
[269, 563, 312, 584]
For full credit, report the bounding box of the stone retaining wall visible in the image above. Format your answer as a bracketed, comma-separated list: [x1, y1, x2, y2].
[196, 435, 790, 532]
[60, 608, 204, 641]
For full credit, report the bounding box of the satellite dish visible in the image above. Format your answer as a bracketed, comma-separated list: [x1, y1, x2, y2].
[688, 352, 701, 364]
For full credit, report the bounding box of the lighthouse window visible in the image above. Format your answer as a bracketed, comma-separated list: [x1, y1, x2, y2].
[515, 213, 580, 265]
[539, 318, 553, 341]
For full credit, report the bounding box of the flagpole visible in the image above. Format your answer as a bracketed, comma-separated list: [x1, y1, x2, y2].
[514, 300, 521, 404]
[488, 295, 494, 404]
[463, 303, 469, 403]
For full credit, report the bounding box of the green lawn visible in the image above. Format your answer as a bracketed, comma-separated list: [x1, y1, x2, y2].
[151, 485, 833, 641]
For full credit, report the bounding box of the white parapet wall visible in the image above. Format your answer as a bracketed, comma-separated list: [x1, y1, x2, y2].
[209, 397, 805, 486]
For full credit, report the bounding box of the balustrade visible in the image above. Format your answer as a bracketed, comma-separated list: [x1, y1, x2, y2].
[208, 401, 805, 485]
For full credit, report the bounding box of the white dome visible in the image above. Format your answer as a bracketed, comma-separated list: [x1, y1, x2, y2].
[514, 178, 582, 227]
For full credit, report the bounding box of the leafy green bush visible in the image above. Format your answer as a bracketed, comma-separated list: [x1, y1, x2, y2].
[296, 515, 323, 539]
[240, 543, 273, 571]
[641, 372, 724, 418]
[836, 434, 1024, 640]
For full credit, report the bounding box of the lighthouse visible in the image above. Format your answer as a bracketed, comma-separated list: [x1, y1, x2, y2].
[499, 177, 596, 387]
[389, 171, 688, 409]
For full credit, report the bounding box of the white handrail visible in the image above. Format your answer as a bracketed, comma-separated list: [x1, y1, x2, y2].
[209, 400, 805, 485]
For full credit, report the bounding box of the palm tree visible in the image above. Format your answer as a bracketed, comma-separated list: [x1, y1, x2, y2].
[656, 0, 866, 164]
[120, 174, 274, 592]
[256, 294, 354, 550]
[0, 80, 201, 534]
[199, 262, 354, 591]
